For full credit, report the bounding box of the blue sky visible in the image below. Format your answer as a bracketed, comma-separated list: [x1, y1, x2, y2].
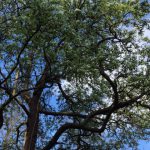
[138, 140, 150, 150]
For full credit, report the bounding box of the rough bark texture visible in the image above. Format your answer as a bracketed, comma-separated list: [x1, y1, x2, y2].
[23, 97, 40, 150]
[23, 66, 48, 150]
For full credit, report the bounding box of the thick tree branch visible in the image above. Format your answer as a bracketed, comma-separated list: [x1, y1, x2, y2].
[42, 122, 109, 150]
[42, 92, 146, 149]
[88, 93, 145, 119]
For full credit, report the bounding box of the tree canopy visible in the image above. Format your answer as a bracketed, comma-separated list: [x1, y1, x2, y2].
[0, 0, 150, 149]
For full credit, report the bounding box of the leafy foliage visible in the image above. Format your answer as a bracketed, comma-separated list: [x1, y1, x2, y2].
[0, 0, 150, 149]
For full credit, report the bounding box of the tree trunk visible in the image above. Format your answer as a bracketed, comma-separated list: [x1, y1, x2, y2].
[23, 99, 40, 150]
[23, 65, 48, 150]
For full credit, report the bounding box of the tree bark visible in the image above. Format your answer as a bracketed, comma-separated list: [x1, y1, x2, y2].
[0, 109, 3, 129]
[23, 97, 40, 150]
[23, 65, 48, 150]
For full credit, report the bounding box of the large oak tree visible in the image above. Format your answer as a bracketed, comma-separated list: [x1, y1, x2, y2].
[0, 0, 150, 149]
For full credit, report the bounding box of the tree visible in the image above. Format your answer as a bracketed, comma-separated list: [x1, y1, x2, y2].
[0, 0, 150, 149]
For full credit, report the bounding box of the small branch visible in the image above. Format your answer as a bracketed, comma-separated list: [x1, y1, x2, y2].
[0, 27, 40, 86]
[99, 67, 118, 105]
[0, 109, 3, 129]
[57, 82, 74, 104]
[138, 103, 150, 110]
[15, 99, 29, 116]
[0, 86, 38, 111]
[97, 36, 116, 47]
[16, 122, 27, 148]
[40, 110, 87, 118]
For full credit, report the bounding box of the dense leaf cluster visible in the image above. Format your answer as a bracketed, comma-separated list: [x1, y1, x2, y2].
[0, 0, 150, 149]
